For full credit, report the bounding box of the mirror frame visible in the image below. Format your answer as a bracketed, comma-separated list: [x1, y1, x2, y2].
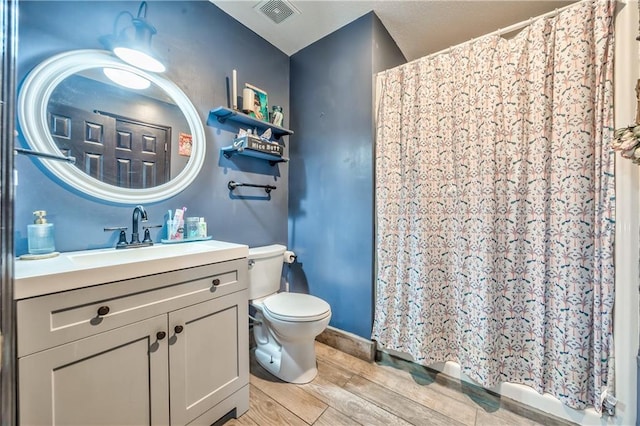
[18, 49, 206, 204]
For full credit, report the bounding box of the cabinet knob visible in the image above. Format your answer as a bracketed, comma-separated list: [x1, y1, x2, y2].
[212, 278, 221, 286]
[174, 325, 184, 334]
[97, 306, 110, 316]
[156, 331, 166, 340]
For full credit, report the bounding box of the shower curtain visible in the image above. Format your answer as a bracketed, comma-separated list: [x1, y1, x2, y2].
[372, 0, 615, 412]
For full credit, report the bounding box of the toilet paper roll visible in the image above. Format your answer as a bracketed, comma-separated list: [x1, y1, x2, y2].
[283, 250, 297, 264]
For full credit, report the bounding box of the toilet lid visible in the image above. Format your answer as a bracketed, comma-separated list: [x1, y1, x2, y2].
[263, 293, 331, 322]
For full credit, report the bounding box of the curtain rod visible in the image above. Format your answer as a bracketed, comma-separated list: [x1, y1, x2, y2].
[380, 0, 590, 75]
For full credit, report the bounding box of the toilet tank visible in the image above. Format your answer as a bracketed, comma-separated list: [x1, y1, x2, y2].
[248, 244, 287, 300]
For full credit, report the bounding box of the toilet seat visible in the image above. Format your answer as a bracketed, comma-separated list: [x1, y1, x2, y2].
[262, 293, 331, 323]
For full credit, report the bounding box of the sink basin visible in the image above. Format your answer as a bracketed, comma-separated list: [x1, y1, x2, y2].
[15, 240, 249, 300]
[67, 243, 203, 266]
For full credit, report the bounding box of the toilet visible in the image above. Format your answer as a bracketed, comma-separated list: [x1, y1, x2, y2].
[249, 244, 331, 384]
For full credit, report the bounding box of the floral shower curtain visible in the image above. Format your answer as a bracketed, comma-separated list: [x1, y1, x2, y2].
[372, 0, 615, 411]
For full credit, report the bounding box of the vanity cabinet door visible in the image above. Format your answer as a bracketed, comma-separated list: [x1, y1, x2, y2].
[169, 290, 249, 426]
[19, 315, 169, 426]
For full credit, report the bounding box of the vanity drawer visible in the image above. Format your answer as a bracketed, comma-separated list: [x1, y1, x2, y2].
[18, 258, 247, 357]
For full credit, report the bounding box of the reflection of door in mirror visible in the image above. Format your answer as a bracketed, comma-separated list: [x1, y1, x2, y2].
[48, 103, 170, 189]
[18, 50, 206, 204]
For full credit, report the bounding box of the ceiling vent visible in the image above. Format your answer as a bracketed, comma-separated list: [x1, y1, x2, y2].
[255, 0, 300, 24]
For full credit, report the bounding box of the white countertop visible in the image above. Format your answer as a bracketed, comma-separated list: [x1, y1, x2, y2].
[15, 240, 249, 300]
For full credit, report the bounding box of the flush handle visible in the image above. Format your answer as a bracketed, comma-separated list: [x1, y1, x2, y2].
[97, 306, 110, 316]
[212, 278, 220, 286]
[174, 325, 184, 334]
[156, 331, 166, 340]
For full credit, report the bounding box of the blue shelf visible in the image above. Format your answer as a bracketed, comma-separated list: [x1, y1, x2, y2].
[207, 106, 293, 140]
[221, 145, 288, 165]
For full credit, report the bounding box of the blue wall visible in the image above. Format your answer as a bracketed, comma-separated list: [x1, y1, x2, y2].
[16, 2, 406, 342]
[15, 1, 290, 255]
[288, 13, 405, 339]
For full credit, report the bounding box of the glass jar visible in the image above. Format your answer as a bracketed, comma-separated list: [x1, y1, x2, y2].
[185, 217, 200, 239]
[167, 219, 183, 240]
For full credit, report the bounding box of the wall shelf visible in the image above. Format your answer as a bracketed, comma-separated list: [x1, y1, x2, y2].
[220, 145, 288, 165]
[210, 106, 292, 166]
[207, 106, 293, 140]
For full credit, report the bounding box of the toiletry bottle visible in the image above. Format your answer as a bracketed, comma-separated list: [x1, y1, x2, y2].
[27, 210, 55, 254]
[185, 217, 200, 239]
[271, 105, 284, 126]
[198, 217, 207, 238]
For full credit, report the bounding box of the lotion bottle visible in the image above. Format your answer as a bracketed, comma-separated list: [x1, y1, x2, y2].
[27, 210, 55, 254]
[198, 217, 207, 238]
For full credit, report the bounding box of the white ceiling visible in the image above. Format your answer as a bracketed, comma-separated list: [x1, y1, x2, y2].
[211, 0, 576, 61]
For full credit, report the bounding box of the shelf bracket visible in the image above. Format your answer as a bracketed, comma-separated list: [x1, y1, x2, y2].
[215, 111, 235, 124]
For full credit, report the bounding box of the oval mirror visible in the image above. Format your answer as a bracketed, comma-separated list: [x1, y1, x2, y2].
[18, 49, 206, 204]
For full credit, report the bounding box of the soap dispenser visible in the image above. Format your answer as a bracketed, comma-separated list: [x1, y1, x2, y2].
[27, 210, 55, 255]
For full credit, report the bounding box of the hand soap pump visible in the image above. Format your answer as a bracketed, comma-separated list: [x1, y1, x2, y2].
[27, 210, 55, 255]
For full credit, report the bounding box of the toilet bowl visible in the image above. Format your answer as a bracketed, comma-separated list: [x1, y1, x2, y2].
[249, 245, 331, 384]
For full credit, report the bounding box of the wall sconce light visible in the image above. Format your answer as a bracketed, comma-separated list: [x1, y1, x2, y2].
[100, 1, 166, 73]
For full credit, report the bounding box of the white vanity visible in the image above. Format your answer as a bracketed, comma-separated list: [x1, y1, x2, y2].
[15, 240, 249, 426]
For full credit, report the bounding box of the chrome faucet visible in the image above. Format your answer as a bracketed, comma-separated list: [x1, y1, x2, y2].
[131, 205, 148, 244]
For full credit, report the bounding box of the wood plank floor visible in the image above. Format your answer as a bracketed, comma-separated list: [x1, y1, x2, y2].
[225, 342, 575, 426]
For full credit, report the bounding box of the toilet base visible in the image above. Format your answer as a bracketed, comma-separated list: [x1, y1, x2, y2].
[254, 340, 319, 384]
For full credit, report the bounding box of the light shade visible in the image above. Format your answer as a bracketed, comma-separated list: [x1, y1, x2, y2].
[113, 46, 165, 73]
[100, 2, 165, 73]
[103, 68, 151, 90]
